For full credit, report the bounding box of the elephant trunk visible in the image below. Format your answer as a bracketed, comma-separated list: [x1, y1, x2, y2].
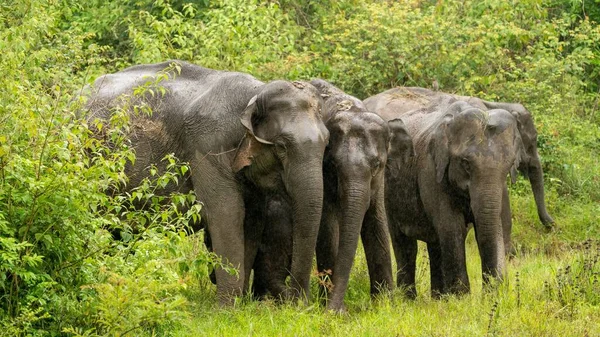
[470, 181, 506, 284]
[285, 158, 325, 301]
[328, 175, 371, 310]
[526, 153, 554, 227]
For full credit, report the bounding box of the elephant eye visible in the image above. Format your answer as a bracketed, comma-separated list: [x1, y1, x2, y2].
[274, 143, 287, 159]
[461, 158, 471, 173]
[371, 158, 382, 170]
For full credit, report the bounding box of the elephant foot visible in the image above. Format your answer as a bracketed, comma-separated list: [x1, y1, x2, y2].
[215, 279, 244, 307]
[542, 219, 556, 231]
[506, 244, 517, 260]
[430, 288, 443, 300]
[326, 301, 347, 314]
[539, 211, 555, 230]
[251, 291, 266, 301]
[370, 285, 393, 303]
[278, 286, 306, 305]
[432, 286, 467, 300]
[265, 284, 287, 302]
[397, 284, 417, 300]
[446, 281, 470, 297]
[216, 293, 239, 307]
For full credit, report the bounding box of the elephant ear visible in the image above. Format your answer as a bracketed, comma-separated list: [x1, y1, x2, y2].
[485, 101, 534, 159]
[232, 95, 274, 172]
[387, 118, 414, 165]
[509, 108, 535, 166]
[432, 114, 454, 183]
[509, 115, 525, 184]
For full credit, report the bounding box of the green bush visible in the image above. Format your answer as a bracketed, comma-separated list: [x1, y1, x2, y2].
[0, 3, 223, 334]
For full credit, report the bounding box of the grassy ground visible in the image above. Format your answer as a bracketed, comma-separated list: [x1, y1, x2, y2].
[171, 190, 600, 337]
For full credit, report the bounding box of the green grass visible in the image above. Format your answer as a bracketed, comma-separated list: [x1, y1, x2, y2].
[174, 247, 599, 336]
[171, 193, 600, 337]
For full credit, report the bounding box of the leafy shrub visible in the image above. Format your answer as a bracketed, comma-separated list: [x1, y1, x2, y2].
[0, 7, 224, 334]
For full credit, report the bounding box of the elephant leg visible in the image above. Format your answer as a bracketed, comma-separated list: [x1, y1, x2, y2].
[191, 160, 246, 305]
[360, 190, 393, 297]
[251, 249, 269, 299]
[437, 228, 470, 295]
[316, 203, 339, 301]
[251, 238, 290, 300]
[243, 196, 266, 295]
[270, 227, 293, 300]
[432, 203, 470, 295]
[268, 257, 292, 300]
[501, 185, 516, 258]
[427, 242, 444, 299]
[390, 229, 418, 299]
[203, 229, 217, 285]
[204, 202, 246, 304]
[252, 195, 294, 300]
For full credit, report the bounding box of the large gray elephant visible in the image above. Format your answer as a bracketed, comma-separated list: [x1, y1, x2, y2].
[368, 87, 554, 229]
[85, 61, 329, 305]
[364, 93, 523, 297]
[252, 79, 411, 311]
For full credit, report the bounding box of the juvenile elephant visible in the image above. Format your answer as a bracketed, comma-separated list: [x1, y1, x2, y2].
[85, 61, 329, 305]
[251, 194, 293, 299]
[369, 87, 554, 229]
[364, 93, 523, 298]
[252, 79, 411, 311]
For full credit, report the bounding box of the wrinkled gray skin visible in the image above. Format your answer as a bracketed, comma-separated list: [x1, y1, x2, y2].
[85, 61, 329, 305]
[369, 87, 554, 231]
[253, 79, 409, 311]
[365, 92, 523, 298]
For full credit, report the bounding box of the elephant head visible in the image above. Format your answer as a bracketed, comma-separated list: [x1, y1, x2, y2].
[482, 101, 554, 227]
[232, 80, 329, 298]
[432, 103, 523, 283]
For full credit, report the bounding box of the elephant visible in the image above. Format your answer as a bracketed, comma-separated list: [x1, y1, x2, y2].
[84, 60, 329, 305]
[252, 79, 411, 311]
[368, 86, 554, 229]
[364, 92, 524, 298]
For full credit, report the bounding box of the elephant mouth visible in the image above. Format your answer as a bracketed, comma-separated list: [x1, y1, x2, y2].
[448, 180, 470, 201]
[446, 185, 472, 218]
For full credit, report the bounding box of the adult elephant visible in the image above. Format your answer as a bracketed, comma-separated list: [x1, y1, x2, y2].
[252, 79, 412, 311]
[364, 93, 523, 298]
[85, 61, 329, 305]
[368, 86, 554, 229]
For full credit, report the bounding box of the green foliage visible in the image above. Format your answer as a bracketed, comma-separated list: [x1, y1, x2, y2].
[1, 0, 599, 335]
[0, 3, 223, 334]
[546, 0, 600, 24]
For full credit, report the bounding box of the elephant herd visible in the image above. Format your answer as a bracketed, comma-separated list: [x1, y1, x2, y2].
[84, 60, 554, 312]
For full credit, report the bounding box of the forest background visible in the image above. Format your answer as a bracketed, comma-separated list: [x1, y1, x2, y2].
[1, 0, 599, 335]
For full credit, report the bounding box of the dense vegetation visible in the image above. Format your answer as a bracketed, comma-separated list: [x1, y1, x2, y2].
[1, 0, 599, 335]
